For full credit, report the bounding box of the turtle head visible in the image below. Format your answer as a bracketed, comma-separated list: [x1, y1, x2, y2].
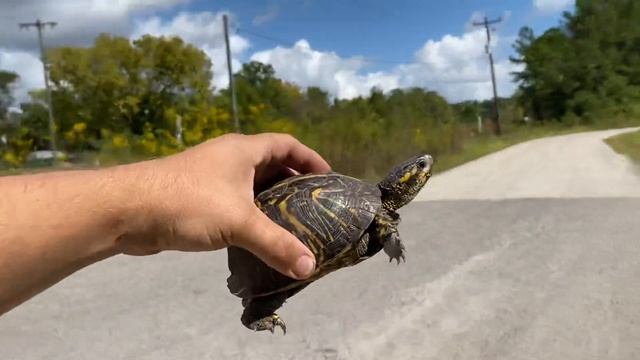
[378, 154, 434, 211]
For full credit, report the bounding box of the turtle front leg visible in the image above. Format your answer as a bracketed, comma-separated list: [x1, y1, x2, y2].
[382, 229, 406, 264]
[375, 212, 406, 264]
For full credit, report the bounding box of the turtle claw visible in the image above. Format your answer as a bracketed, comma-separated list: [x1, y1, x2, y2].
[388, 252, 406, 265]
[249, 314, 287, 335]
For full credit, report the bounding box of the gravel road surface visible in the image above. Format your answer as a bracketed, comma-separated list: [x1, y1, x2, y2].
[417, 127, 640, 200]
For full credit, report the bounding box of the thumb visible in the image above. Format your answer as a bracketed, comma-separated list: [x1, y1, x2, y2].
[234, 209, 316, 280]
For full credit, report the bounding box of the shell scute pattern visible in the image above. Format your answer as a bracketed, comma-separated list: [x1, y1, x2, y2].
[227, 173, 381, 299]
[256, 173, 381, 265]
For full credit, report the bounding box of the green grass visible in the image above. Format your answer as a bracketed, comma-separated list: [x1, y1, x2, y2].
[604, 129, 640, 163]
[3, 121, 639, 178]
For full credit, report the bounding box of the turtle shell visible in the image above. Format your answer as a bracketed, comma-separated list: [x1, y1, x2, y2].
[226, 172, 382, 299]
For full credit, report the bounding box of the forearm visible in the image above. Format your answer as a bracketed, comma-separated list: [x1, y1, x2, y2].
[0, 165, 144, 315]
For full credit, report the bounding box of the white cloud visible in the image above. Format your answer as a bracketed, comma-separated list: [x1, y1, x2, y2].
[0, 0, 193, 104]
[250, 29, 521, 102]
[251, 40, 398, 99]
[533, 0, 573, 13]
[1, 0, 190, 51]
[131, 11, 250, 91]
[397, 28, 521, 101]
[0, 50, 44, 104]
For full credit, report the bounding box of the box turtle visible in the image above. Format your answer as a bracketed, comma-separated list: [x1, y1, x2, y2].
[226, 154, 434, 334]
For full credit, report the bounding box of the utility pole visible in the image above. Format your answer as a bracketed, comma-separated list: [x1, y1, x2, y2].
[473, 16, 502, 136]
[19, 19, 58, 150]
[223, 14, 240, 133]
[175, 115, 183, 145]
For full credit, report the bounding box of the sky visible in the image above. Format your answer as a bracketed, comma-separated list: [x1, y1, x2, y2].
[0, 0, 574, 107]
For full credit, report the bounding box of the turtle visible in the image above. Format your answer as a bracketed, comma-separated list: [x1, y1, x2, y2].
[226, 153, 434, 334]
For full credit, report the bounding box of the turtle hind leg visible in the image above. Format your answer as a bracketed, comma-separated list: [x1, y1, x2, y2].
[241, 292, 289, 334]
[244, 313, 287, 334]
[240, 283, 311, 335]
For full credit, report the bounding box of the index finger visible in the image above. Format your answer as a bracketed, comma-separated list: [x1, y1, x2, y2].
[251, 133, 331, 174]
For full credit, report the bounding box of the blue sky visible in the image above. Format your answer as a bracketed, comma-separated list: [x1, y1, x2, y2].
[0, 0, 574, 105]
[197, 0, 569, 67]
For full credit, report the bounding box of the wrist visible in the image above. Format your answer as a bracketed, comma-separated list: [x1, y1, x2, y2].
[101, 159, 171, 254]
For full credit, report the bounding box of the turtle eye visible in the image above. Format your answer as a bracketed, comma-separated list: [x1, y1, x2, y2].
[417, 159, 427, 169]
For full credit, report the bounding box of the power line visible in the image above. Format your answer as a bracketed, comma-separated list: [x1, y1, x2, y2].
[237, 28, 296, 48]
[19, 19, 58, 151]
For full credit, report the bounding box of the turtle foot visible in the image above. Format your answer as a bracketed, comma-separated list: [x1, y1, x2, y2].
[383, 233, 406, 265]
[249, 314, 287, 334]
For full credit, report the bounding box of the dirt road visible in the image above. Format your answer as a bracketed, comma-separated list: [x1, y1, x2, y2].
[418, 127, 640, 200]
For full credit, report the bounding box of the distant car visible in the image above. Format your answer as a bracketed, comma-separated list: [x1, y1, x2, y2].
[25, 150, 69, 167]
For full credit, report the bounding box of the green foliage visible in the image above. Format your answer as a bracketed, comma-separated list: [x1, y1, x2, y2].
[46, 33, 222, 151]
[453, 97, 525, 127]
[293, 87, 464, 179]
[1, 126, 34, 167]
[511, 0, 640, 122]
[225, 61, 304, 133]
[0, 82, 46, 167]
[18, 90, 51, 150]
[0, 70, 19, 121]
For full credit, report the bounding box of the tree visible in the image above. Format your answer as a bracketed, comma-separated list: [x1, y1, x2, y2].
[511, 0, 640, 121]
[299, 86, 330, 123]
[0, 70, 19, 122]
[18, 91, 50, 150]
[230, 61, 302, 133]
[46, 33, 221, 151]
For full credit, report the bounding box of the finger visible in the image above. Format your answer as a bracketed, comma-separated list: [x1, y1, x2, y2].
[252, 133, 331, 174]
[234, 209, 316, 280]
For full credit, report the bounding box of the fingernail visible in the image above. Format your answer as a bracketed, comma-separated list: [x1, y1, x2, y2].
[293, 255, 315, 278]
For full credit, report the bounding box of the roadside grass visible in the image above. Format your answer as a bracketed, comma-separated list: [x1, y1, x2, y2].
[3, 120, 639, 178]
[604, 129, 640, 163]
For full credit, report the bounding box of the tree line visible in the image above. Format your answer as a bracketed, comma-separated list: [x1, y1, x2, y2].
[510, 0, 640, 123]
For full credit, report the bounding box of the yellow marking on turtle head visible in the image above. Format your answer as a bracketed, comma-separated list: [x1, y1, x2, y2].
[399, 167, 418, 183]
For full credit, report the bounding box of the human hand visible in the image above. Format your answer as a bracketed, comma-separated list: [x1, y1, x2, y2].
[113, 133, 331, 280]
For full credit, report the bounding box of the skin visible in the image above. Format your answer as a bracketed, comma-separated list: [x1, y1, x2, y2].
[0, 133, 331, 316]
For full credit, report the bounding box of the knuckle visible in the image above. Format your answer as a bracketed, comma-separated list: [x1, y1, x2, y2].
[228, 208, 262, 245]
[279, 133, 298, 143]
[219, 132, 245, 143]
[263, 132, 297, 144]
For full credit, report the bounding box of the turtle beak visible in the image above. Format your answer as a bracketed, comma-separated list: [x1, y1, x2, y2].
[412, 154, 433, 187]
[420, 155, 434, 175]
